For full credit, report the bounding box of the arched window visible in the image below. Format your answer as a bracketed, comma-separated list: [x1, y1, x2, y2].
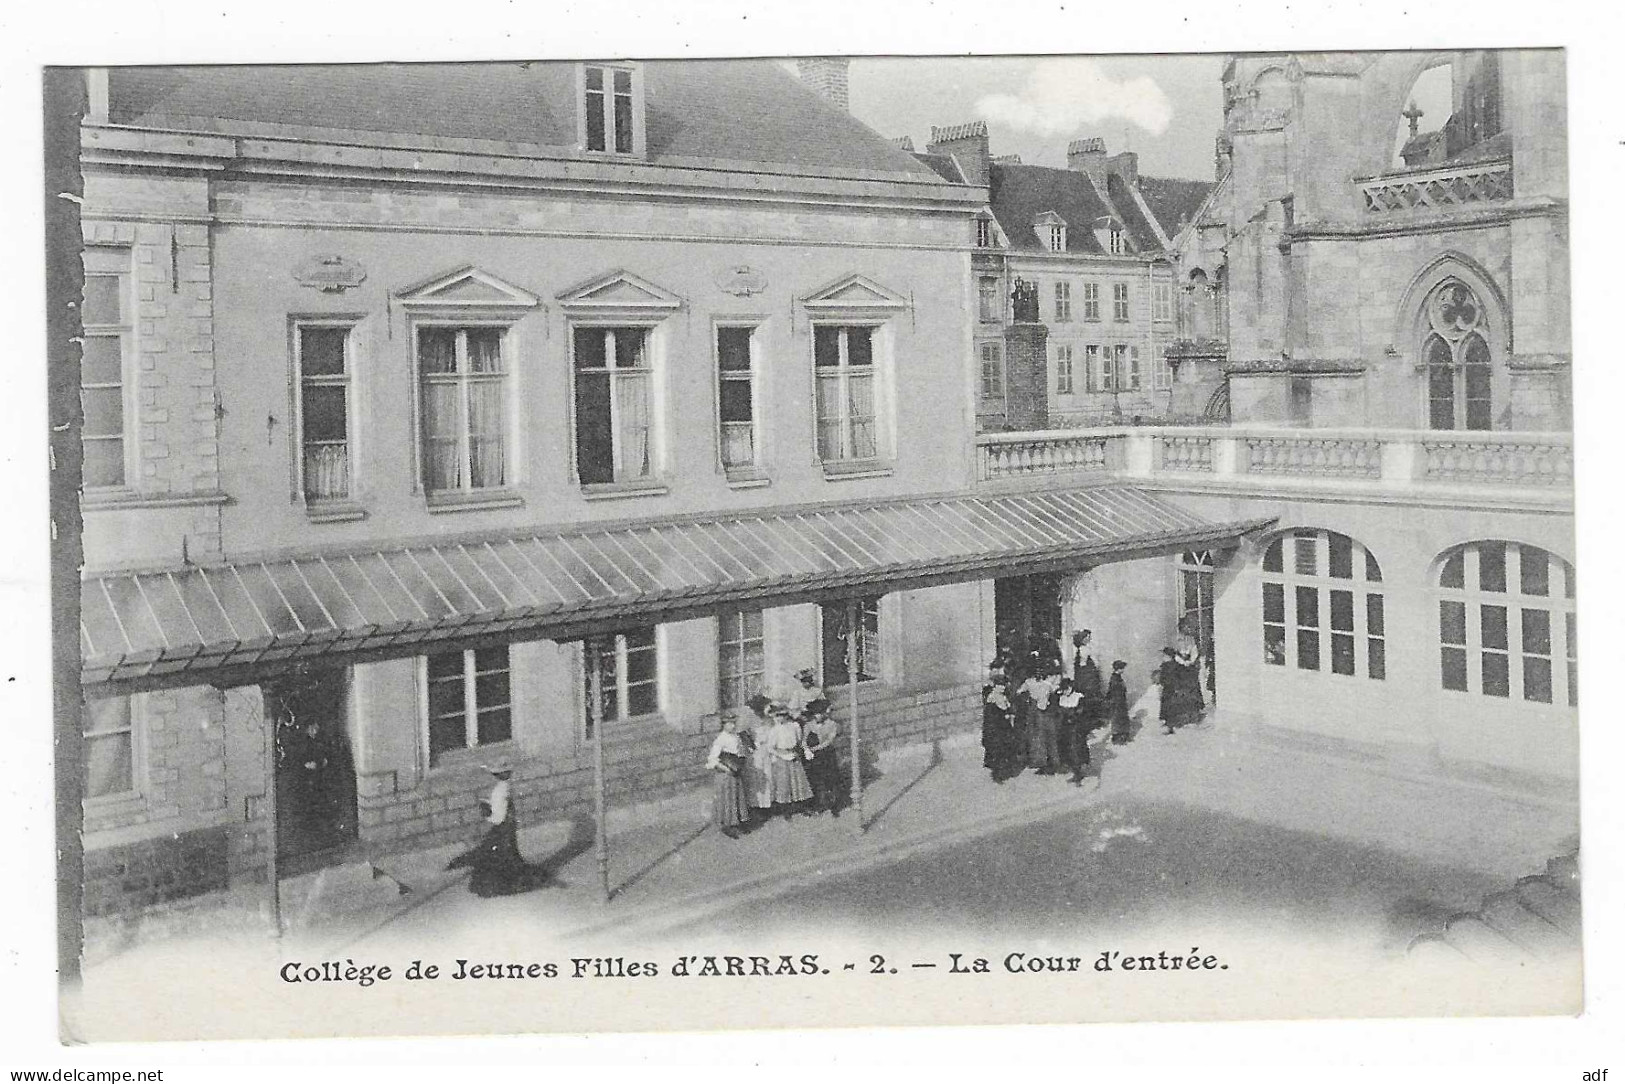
[1423, 279, 1494, 431]
[1261, 530, 1385, 680]
[1436, 542, 1576, 706]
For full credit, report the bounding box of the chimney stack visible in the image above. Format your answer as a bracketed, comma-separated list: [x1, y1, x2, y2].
[1109, 150, 1139, 188]
[1066, 137, 1108, 181]
[927, 121, 991, 187]
[796, 58, 851, 113]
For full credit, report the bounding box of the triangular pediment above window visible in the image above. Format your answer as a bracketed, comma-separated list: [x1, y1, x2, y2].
[1032, 210, 1068, 228]
[395, 266, 541, 309]
[556, 269, 685, 314]
[802, 273, 908, 313]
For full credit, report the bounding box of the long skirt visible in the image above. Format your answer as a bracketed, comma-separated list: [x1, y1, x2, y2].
[768, 756, 814, 804]
[806, 748, 845, 810]
[744, 752, 773, 809]
[712, 769, 750, 830]
[447, 818, 547, 897]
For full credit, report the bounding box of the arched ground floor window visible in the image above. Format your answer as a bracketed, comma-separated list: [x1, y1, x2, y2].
[1436, 541, 1576, 707]
[1261, 529, 1386, 681]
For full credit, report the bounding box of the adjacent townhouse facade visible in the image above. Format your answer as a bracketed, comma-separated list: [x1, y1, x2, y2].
[901, 123, 1210, 431]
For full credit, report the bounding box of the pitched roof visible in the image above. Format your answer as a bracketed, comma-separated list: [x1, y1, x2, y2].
[1136, 175, 1215, 238]
[911, 151, 968, 184]
[988, 159, 1212, 255]
[987, 162, 1117, 254]
[107, 61, 939, 181]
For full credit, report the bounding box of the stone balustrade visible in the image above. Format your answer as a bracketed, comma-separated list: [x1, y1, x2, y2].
[978, 431, 1113, 480]
[1356, 158, 1514, 214]
[975, 425, 1573, 502]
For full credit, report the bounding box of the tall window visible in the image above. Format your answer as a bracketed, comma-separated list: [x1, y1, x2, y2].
[417, 326, 507, 495]
[716, 325, 758, 475]
[718, 611, 765, 716]
[1262, 530, 1386, 680]
[814, 325, 878, 465]
[1056, 344, 1075, 395]
[584, 64, 636, 154]
[1112, 282, 1131, 322]
[1104, 344, 1132, 391]
[1154, 349, 1173, 391]
[584, 628, 659, 737]
[1424, 280, 1494, 431]
[574, 326, 653, 485]
[425, 647, 511, 767]
[1127, 346, 1141, 391]
[979, 342, 1004, 400]
[975, 218, 993, 248]
[1153, 280, 1173, 322]
[1054, 281, 1072, 322]
[1108, 227, 1126, 255]
[296, 324, 353, 503]
[1437, 542, 1575, 706]
[1048, 225, 1066, 252]
[1082, 282, 1101, 322]
[1178, 551, 1217, 695]
[84, 695, 136, 800]
[978, 277, 1001, 322]
[821, 597, 881, 685]
[81, 250, 131, 489]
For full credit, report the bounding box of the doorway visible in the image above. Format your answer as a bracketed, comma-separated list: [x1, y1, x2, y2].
[995, 573, 1066, 668]
[272, 668, 358, 872]
[1177, 550, 1217, 699]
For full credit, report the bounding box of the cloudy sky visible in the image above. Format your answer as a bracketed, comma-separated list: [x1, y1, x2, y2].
[843, 55, 1226, 181]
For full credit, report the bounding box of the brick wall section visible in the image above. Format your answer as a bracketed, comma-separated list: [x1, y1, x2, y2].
[83, 687, 229, 837]
[82, 825, 230, 916]
[82, 218, 221, 559]
[1002, 323, 1050, 431]
[358, 682, 984, 856]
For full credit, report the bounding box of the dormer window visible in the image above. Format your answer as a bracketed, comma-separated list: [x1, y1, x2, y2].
[976, 217, 993, 249]
[581, 63, 644, 156]
[1048, 225, 1066, 252]
[1108, 227, 1125, 255]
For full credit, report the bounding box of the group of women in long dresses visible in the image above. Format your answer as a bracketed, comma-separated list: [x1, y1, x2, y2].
[706, 670, 848, 838]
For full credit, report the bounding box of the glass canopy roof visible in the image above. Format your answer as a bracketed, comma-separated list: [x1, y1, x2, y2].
[80, 485, 1272, 693]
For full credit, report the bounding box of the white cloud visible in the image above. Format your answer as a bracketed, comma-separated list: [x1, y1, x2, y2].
[975, 58, 1173, 138]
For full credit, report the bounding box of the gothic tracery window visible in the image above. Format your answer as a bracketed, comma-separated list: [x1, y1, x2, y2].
[1423, 279, 1494, 431]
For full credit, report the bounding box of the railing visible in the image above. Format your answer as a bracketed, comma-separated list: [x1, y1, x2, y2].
[975, 425, 1573, 498]
[1357, 158, 1514, 214]
[978, 431, 1113, 480]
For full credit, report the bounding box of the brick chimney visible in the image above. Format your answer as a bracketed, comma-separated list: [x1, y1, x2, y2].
[1109, 150, 1139, 188]
[1067, 136, 1107, 180]
[927, 121, 990, 187]
[796, 58, 850, 113]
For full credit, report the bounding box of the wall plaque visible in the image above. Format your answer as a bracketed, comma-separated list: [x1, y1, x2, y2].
[714, 264, 767, 297]
[294, 254, 368, 293]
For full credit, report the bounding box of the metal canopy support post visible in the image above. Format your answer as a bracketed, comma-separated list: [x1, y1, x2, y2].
[263, 684, 281, 938]
[846, 599, 864, 835]
[588, 638, 610, 903]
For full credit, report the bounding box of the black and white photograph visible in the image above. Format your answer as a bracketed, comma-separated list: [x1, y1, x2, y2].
[8, 1, 1621, 1069]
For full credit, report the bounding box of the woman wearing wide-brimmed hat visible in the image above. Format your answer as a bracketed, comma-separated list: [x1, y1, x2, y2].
[445, 760, 547, 896]
[764, 702, 814, 818]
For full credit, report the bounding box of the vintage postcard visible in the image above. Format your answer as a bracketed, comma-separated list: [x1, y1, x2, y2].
[43, 46, 1582, 1044]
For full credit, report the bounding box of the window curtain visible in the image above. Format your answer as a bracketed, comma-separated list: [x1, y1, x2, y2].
[466, 379, 506, 488]
[846, 372, 877, 460]
[420, 381, 462, 492]
[613, 371, 651, 479]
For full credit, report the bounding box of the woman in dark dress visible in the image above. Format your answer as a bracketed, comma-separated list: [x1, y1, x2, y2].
[982, 677, 1015, 782]
[1107, 660, 1132, 744]
[800, 698, 844, 815]
[446, 764, 548, 897]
